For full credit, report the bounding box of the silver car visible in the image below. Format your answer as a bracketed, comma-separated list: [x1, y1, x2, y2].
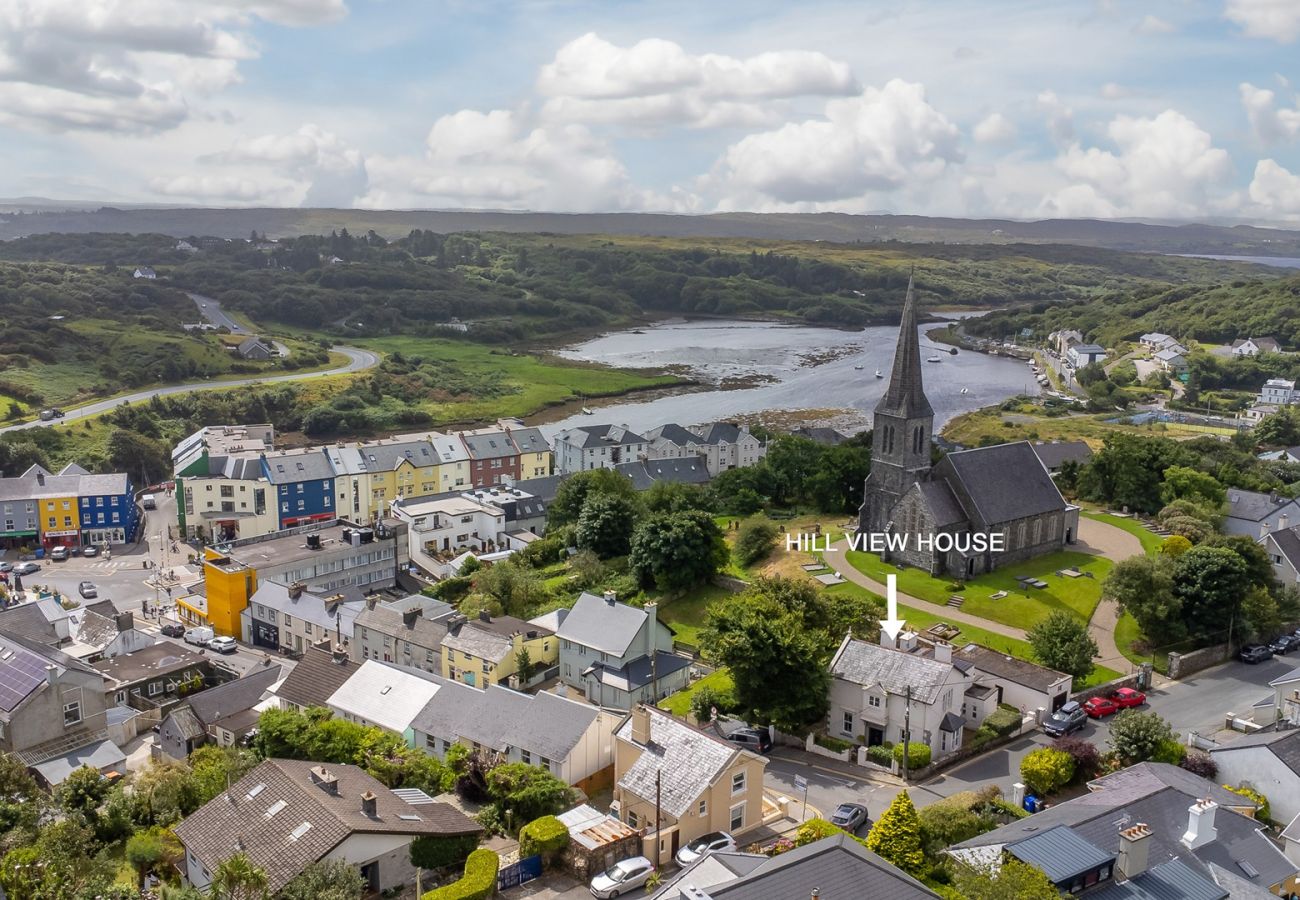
[675, 831, 735, 867]
[590, 856, 654, 898]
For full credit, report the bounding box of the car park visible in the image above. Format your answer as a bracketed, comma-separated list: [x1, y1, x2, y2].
[829, 803, 870, 833]
[1043, 701, 1087, 737]
[207, 636, 238, 654]
[14, 562, 39, 575]
[590, 856, 654, 898]
[160, 623, 186, 638]
[674, 832, 735, 867]
[1083, 696, 1119, 719]
[725, 727, 772, 753]
[1240, 644, 1274, 664]
[1110, 687, 1146, 708]
[78, 581, 97, 599]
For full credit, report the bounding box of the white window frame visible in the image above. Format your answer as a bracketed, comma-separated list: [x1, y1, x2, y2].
[731, 770, 746, 796]
[729, 803, 744, 832]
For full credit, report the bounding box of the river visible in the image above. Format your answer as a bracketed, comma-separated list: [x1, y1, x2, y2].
[534, 318, 1041, 439]
[1175, 254, 1300, 269]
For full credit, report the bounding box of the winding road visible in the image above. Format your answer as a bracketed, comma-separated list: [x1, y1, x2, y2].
[0, 345, 380, 434]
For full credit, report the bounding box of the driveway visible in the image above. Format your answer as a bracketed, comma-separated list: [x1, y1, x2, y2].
[1073, 516, 1145, 674]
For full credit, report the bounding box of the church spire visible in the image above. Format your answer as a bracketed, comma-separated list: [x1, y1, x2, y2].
[876, 272, 934, 418]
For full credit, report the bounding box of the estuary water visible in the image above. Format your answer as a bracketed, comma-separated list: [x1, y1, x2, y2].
[535, 318, 1040, 438]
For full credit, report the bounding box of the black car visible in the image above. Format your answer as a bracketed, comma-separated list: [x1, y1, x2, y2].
[1241, 644, 1274, 664]
[159, 623, 186, 638]
[1272, 634, 1300, 655]
[1043, 701, 1087, 737]
[829, 803, 870, 833]
[726, 727, 773, 753]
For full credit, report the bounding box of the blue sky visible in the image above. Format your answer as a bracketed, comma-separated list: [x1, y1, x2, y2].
[4, 0, 1300, 219]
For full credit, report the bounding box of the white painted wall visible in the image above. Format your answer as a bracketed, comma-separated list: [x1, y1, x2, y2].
[1211, 747, 1300, 825]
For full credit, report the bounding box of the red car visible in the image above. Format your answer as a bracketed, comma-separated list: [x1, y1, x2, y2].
[1110, 687, 1147, 708]
[1083, 696, 1119, 718]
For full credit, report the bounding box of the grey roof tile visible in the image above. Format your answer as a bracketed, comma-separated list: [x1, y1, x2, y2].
[937, 440, 1068, 525]
[830, 637, 960, 705]
[616, 708, 740, 819]
[557, 592, 649, 658]
[412, 681, 599, 762]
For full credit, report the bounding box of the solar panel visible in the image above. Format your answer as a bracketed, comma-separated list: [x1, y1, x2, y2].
[0, 645, 50, 712]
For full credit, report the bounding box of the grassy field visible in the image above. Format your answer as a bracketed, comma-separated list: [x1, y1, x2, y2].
[942, 405, 1174, 448]
[1080, 510, 1164, 556]
[845, 549, 1110, 629]
[659, 668, 734, 717]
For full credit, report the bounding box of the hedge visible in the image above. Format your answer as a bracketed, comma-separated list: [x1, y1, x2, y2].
[519, 815, 569, 858]
[422, 849, 498, 900]
[814, 733, 854, 753]
[410, 833, 481, 871]
[893, 742, 932, 769]
[866, 745, 893, 766]
[984, 706, 1022, 737]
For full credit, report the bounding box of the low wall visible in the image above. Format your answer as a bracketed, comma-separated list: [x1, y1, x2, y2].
[1072, 672, 1144, 704]
[907, 716, 1037, 782]
[712, 574, 750, 593]
[804, 733, 853, 762]
[1168, 644, 1234, 680]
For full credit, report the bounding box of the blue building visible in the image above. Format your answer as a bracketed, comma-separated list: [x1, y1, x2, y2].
[260, 449, 336, 529]
[77, 472, 139, 546]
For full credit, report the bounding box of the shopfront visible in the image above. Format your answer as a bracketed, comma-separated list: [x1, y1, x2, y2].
[42, 529, 80, 549]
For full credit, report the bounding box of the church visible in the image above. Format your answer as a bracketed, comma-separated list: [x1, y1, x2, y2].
[858, 278, 1079, 578]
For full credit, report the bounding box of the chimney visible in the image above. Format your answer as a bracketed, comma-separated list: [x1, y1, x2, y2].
[478, 610, 491, 623]
[1117, 823, 1151, 879]
[114, 611, 134, 632]
[1283, 514, 1290, 533]
[879, 630, 896, 650]
[360, 790, 378, 817]
[644, 602, 658, 657]
[403, 606, 421, 628]
[1261, 520, 1271, 539]
[933, 640, 952, 664]
[1182, 798, 1218, 850]
[331, 644, 349, 665]
[310, 765, 339, 795]
[288, 582, 306, 600]
[604, 590, 617, 606]
[45, 664, 58, 686]
[630, 705, 651, 746]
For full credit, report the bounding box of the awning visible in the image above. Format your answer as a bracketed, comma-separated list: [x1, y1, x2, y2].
[32, 738, 127, 786]
[0, 530, 37, 538]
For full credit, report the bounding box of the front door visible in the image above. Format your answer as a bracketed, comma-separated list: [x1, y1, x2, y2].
[867, 726, 884, 747]
[359, 862, 378, 892]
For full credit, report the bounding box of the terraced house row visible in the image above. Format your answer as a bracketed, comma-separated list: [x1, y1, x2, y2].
[172, 419, 552, 543]
[0, 464, 139, 550]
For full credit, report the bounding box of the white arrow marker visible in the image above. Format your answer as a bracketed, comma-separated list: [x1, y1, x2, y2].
[880, 573, 906, 641]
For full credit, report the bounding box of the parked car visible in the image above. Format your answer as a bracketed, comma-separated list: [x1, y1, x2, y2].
[1272, 634, 1300, 655]
[1083, 696, 1119, 719]
[49, 546, 68, 561]
[78, 581, 97, 599]
[1110, 687, 1146, 708]
[1043, 701, 1087, 737]
[207, 636, 238, 654]
[674, 831, 735, 867]
[82, 546, 99, 558]
[0, 562, 11, 573]
[725, 727, 772, 753]
[183, 626, 214, 647]
[160, 623, 186, 638]
[13, 562, 39, 575]
[829, 803, 870, 833]
[1240, 644, 1274, 664]
[589, 856, 654, 898]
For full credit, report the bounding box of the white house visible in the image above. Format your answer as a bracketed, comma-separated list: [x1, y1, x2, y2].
[1225, 489, 1300, 538]
[1067, 343, 1107, 368]
[955, 643, 1072, 714]
[1153, 347, 1190, 374]
[326, 659, 444, 744]
[1233, 337, 1283, 357]
[1263, 523, 1300, 587]
[644, 423, 766, 477]
[553, 424, 648, 474]
[388, 493, 507, 578]
[411, 680, 616, 788]
[133, 266, 157, 279]
[1211, 728, 1300, 828]
[1139, 332, 1180, 352]
[1261, 379, 1299, 407]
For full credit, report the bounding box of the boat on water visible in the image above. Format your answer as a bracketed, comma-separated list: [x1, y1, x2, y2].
[960, 387, 969, 394]
[854, 364, 865, 370]
[581, 406, 594, 415]
[875, 369, 883, 378]
[927, 355, 942, 363]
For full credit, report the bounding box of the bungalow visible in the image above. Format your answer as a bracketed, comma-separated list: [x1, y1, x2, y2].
[1233, 336, 1283, 356]
[133, 266, 156, 279]
[1153, 347, 1189, 374]
[235, 337, 275, 360]
[1139, 332, 1180, 352]
[954, 642, 1072, 714]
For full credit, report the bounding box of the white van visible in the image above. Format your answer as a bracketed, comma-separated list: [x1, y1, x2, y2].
[183, 626, 214, 647]
[141, 494, 157, 510]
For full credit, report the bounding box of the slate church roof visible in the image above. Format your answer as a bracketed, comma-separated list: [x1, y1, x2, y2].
[936, 441, 1068, 525]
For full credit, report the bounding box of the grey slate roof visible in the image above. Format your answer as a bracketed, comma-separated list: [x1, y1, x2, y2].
[557, 592, 651, 658]
[168, 706, 206, 741]
[1031, 440, 1094, 470]
[251, 581, 366, 636]
[274, 644, 360, 709]
[1088, 859, 1230, 900]
[187, 664, 282, 727]
[648, 423, 698, 447]
[1210, 726, 1300, 775]
[938, 440, 1068, 525]
[460, 430, 516, 460]
[914, 480, 968, 528]
[558, 424, 647, 449]
[790, 426, 850, 445]
[508, 427, 549, 454]
[513, 474, 564, 504]
[1005, 824, 1114, 883]
[582, 651, 691, 692]
[355, 600, 454, 649]
[0, 601, 65, 645]
[412, 681, 599, 762]
[173, 758, 480, 894]
[702, 833, 939, 900]
[614, 458, 712, 490]
[955, 642, 1069, 693]
[442, 614, 551, 664]
[616, 707, 743, 818]
[262, 449, 334, 484]
[693, 423, 746, 445]
[1271, 529, 1300, 574]
[1226, 489, 1291, 523]
[357, 440, 437, 472]
[829, 636, 959, 705]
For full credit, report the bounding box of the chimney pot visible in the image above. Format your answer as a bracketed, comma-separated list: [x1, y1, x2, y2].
[310, 765, 339, 795]
[360, 790, 378, 817]
[630, 705, 651, 746]
[604, 590, 617, 605]
[1182, 798, 1218, 850]
[478, 610, 491, 623]
[331, 644, 348, 664]
[932, 640, 952, 663]
[45, 664, 58, 686]
[1117, 823, 1151, 880]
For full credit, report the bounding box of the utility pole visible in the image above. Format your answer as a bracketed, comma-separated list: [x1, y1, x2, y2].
[655, 770, 662, 868]
[902, 685, 912, 782]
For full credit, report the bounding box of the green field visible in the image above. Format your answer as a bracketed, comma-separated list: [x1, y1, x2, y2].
[659, 668, 734, 717]
[844, 549, 1110, 630]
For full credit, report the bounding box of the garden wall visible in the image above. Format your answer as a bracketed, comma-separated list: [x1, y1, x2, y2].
[1168, 644, 1234, 680]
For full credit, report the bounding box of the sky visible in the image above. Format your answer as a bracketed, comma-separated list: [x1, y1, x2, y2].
[5, 0, 1300, 220]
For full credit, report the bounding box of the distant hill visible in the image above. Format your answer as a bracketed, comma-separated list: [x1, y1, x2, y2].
[3, 206, 1300, 256]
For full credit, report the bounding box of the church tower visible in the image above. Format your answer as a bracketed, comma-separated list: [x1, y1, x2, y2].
[859, 275, 934, 535]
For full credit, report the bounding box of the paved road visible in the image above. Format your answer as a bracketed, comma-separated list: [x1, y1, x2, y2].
[187, 292, 247, 333]
[0, 345, 379, 434]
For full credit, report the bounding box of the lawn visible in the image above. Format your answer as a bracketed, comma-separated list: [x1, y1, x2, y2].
[659, 668, 734, 717]
[657, 583, 734, 652]
[844, 549, 1110, 630]
[1080, 510, 1164, 556]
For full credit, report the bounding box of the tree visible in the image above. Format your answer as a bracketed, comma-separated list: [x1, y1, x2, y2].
[484, 763, 576, 831]
[1026, 611, 1098, 680]
[804, 439, 872, 514]
[865, 791, 925, 876]
[276, 860, 365, 900]
[0, 820, 114, 900]
[107, 427, 171, 484]
[125, 831, 166, 888]
[1051, 737, 1101, 779]
[189, 745, 258, 805]
[1160, 465, 1227, 508]
[1104, 555, 1184, 648]
[952, 858, 1061, 900]
[575, 492, 638, 559]
[1078, 433, 1195, 514]
[764, 435, 824, 504]
[643, 480, 713, 514]
[471, 559, 550, 617]
[0, 753, 43, 837]
[549, 468, 638, 527]
[55, 764, 109, 822]
[409, 833, 481, 871]
[629, 510, 728, 593]
[1160, 535, 1193, 557]
[1019, 747, 1075, 795]
[1172, 546, 1252, 643]
[1108, 710, 1176, 765]
[515, 647, 536, 683]
[212, 852, 269, 900]
[734, 518, 779, 567]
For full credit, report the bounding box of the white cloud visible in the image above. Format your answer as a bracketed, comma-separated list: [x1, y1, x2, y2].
[1225, 0, 1300, 42]
[1037, 90, 1075, 144]
[0, 0, 345, 134]
[1248, 158, 1300, 215]
[705, 79, 962, 209]
[973, 112, 1016, 144]
[148, 172, 300, 203]
[1100, 82, 1131, 100]
[1240, 82, 1300, 142]
[195, 123, 368, 206]
[1040, 110, 1234, 217]
[1134, 14, 1176, 35]
[362, 106, 685, 212]
[537, 32, 857, 128]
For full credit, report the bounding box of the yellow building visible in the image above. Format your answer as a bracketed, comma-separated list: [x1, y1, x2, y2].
[39, 494, 80, 548]
[441, 614, 557, 689]
[351, 439, 441, 512]
[196, 549, 258, 637]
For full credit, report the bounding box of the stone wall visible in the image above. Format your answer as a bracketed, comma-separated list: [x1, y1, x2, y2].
[1168, 644, 1235, 680]
[1071, 671, 1146, 704]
